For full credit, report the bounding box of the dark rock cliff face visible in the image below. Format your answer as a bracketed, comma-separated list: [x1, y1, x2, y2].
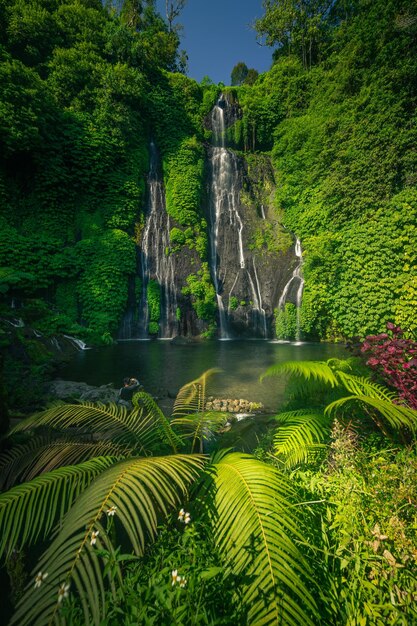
[119, 95, 299, 340]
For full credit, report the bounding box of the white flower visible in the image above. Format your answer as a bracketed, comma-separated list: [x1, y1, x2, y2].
[178, 509, 191, 524]
[171, 569, 180, 585]
[90, 530, 99, 546]
[106, 506, 117, 516]
[34, 571, 48, 589]
[180, 578, 187, 588]
[57, 583, 70, 603]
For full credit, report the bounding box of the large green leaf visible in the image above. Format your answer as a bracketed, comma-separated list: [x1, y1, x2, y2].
[0, 457, 118, 559]
[206, 453, 319, 626]
[11, 454, 205, 626]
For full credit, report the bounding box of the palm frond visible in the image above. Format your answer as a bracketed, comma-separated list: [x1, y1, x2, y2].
[261, 360, 341, 388]
[0, 437, 131, 490]
[325, 395, 417, 432]
[133, 391, 183, 453]
[171, 411, 228, 453]
[336, 371, 396, 401]
[11, 454, 205, 626]
[273, 410, 332, 468]
[172, 368, 220, 418]
[205, 452, 319, 626]
[9, 402, 162, 452]
[0, 457, 118, 559]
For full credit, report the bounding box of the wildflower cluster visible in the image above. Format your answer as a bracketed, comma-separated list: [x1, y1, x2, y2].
[171, 569, 187, 588]
[178, 508, 191, 524]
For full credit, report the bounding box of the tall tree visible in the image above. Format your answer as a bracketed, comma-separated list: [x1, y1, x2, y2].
[165, 0, 186, 33]
[120, 0, 143, 29]
[231, 61, 249, 85]
[255, 0, 333, 69]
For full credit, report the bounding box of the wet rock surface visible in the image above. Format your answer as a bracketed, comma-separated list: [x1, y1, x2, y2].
[46, 379, 118, 404]
[205, 396, 264, 414]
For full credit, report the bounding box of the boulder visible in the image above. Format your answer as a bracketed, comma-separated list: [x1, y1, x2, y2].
[46, 379, 119, 404]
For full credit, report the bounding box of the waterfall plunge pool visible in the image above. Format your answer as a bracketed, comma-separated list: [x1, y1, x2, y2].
[59, 339, 347, 415]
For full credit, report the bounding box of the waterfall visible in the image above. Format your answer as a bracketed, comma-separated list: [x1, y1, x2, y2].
[208, 95, 267, 338]
[63, 335, 89, 350]
[278, 238, 305, 340]
[138, 142, 178, 339]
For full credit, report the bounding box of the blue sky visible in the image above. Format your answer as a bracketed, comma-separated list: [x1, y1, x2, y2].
[156, 0, 273, 84]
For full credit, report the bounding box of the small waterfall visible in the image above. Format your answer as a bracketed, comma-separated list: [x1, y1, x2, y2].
[63, 335, 89, 350]
[250, 258, 267, 337]
[138, 142, 177, 339]
[260, 204, 266, 220]
[278, 238, 305, 340]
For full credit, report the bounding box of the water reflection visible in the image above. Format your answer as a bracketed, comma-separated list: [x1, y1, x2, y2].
[60, 340, 347, 413]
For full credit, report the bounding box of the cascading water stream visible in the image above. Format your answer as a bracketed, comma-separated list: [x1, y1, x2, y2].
[209, 95, 267, 338]
[278, 238, 305, 340]
[138, 142, 177, 338]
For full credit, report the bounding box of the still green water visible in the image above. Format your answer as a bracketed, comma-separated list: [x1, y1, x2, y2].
[60, 339, 347, 413]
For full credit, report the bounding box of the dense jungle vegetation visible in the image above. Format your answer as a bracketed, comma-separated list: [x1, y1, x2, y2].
[0, 332, 416, 625]
[0, 3, 417, 623]
[0, 0, 416, 348]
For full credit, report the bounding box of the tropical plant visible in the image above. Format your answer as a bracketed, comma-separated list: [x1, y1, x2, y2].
[261, 358, 417, 467]
[0, 371, 319, 626]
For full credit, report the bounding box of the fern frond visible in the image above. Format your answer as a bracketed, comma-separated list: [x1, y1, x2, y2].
[172, 368, 220, 418]
[206, 453, 319, 626]
[171, 411, 228, 453]
[11, 454, 205, 626]
[273, 410, 332, 468]
[0, 437, 131, 489]
[325, 395, 417, 432]
[0, 457, 118, 559]
[9, 402, 162, 452]
[261, 361, 340, 388]
[133, 391, 183, 453]
[336, 371, 396, 401]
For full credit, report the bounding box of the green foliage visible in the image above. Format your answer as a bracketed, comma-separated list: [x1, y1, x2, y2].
[230, 61, 248, 86]
[0, 374, 320, 626]
[299, 426, 417, 625]
[82, 520, 246, 625]
[204, 452, 319, 625]
[255, 0, 334, 69]
[229, 295, 239, 310]
[275, 302, 297, 340]
[262, 358, 417, 468]
[272, 409, 331, 468]
[164, 136, 205, 226]
[0, 0, 186, 343]
[182, 262, 216, 322]
[147, 278, 161, 325]
[77, 229, 136, 341]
